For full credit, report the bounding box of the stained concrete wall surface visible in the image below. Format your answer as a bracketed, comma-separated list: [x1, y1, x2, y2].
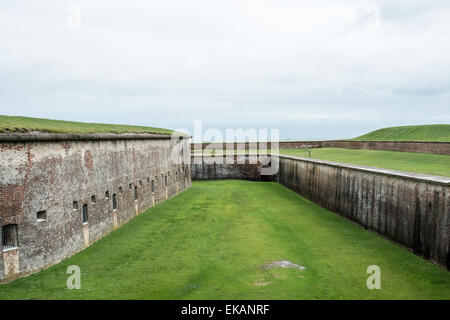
[191, 155, 275, 181]
[277, 155, 449, 269]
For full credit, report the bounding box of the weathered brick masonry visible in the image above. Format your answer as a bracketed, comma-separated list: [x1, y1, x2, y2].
[191, 154, 449, 269]
[0, 133, 191, 281]
[191, 141, 450, 155]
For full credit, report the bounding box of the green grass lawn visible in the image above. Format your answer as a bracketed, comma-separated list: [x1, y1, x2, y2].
[352, 124, 450, 142]
[0, 115, 176, 135]
[280, 148, 450, 177]
[1, 180, 448, 300]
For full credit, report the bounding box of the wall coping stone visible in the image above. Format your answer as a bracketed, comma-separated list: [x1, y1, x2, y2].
[0, 132, 190, 142]
[275, 154, 450, 186]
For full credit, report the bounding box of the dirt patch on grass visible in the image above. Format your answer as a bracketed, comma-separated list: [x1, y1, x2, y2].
[261, 260, 306, 271]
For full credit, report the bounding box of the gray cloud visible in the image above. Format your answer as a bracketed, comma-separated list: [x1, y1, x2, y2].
[0, 0, 449, 140]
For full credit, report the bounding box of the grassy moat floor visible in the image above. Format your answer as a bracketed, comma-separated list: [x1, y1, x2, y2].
[1, 180, 449, 300]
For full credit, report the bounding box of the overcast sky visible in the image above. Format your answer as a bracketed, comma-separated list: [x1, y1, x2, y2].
[1, 0, 449, 140]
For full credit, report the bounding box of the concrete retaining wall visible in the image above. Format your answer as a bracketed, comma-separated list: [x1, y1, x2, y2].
[191, 155, 275, 181]
[191, 141, 450, 155]
[277, 155, 450, 269]
[190, 153, 449, 269]
[321, 140, 450, 155]
[0, 134, 192, 281]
